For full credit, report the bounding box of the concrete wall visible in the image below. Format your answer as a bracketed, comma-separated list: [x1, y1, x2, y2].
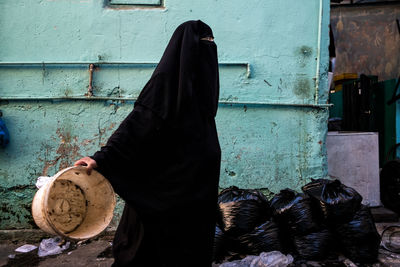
[0, 0, 330, 229]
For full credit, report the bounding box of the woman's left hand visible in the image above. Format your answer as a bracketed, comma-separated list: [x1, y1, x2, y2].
[74, 157, 98, 175]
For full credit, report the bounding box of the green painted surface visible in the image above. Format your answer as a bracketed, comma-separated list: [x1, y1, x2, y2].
[0, 0, 330, 229]
[329, 90, 343, 118]
[376, 79, 397, 165]
[218, 104, 328, 189]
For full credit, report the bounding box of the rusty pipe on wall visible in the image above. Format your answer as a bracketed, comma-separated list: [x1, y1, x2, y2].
[0, 96, 332, 109]
[87, 63, 94, 97]
[0, 61, 251, 77]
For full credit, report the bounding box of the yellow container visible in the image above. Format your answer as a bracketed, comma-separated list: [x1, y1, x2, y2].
[32, 166, 116, 240]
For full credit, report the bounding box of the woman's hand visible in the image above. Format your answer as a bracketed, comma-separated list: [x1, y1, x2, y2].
[74, 157, 98, 175]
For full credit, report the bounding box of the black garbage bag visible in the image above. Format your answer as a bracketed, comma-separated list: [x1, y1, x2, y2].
[293, 228, 332, 261]
[236, 220, 282, 255]
[380, 159, 400, 214]
[270, 189, 319, 235]
[302, 179, 362, 223]
[212, 225, 227, 262]
[218, 201, 269, 236]
[218, 186, 270, 204]
[217, 187, 270, 236]
[334, 205, 380, 264]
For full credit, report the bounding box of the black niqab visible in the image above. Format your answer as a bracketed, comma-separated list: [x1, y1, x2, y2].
[91, 20, 221, 267]
[136, 20, 219, 122]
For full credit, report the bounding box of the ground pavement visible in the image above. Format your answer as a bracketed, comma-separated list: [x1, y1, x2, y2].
[1, 223, 400, 267]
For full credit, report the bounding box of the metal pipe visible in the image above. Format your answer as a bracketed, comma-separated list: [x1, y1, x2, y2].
[314, 0, 324, 105]
[0, 61, 251, 80]
[0, 61, 249, 66]
[0, 96, 332, 108]
[0, 61, 159, 66]
[0, 96, 134, 101]
[0, 61, 251, 76]
[87, 64, 94, 97]
[219, 101, 332, 108]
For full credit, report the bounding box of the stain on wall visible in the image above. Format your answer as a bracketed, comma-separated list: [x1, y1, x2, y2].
[294, 77, 312, 98]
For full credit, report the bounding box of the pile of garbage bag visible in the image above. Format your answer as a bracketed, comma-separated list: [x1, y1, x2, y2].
[214, 180, 381, 264]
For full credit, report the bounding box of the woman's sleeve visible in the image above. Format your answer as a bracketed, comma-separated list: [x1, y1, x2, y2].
[90, 104, 163, 180]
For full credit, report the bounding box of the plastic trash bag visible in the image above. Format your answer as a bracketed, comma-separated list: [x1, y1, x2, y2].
[35, 176, 53, 189]
[270, 189, 319, 235]
[213, 225, 227, 262]
[292, 228, 332, 260]
[381, 225, 400, 253]
[302, 179, 362, 223]
[219, 251, 293, 267]
[380, 159, 400, 214]
[237, 220, 282, 255]
[218, 187, 270, 236]
[250, 251, 294, 267]
[334, 205, 380, 263]
[218, 201, 269, 236]
[0, 116, 10, 148]
[38, 237, 70, 257]
[219, 186, 270, 203]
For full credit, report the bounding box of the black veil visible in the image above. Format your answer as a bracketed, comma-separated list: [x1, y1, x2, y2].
[135, 20, 219, 123]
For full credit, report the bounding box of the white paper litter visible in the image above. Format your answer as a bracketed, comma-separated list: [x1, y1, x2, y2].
[15, 244, 37, 253]
[38, 237, 70, 257]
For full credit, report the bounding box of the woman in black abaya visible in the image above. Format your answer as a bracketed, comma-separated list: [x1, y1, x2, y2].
[74, 20, 221, 266]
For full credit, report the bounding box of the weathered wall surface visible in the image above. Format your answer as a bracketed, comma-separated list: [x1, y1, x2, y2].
[331, 4, 400, 81]
[0, 0, 330, 229]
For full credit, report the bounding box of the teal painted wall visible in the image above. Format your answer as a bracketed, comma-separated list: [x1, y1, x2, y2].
[0, 0, 330, 229]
